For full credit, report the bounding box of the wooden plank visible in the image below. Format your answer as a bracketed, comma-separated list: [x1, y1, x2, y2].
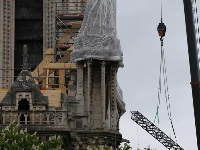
[41, 90, 61, 107]
[59, 70, 65, 88]
[44, 48, 54, 55]
[31, 54, 54, 77]
[32, 51, 71, 83]
[67, 44, 74, 51]
[46, 69, 49, 89]
[0, 90, 8, 102]
[57, 28, 79, 44]
[70, 21, 82, 29]
[32, 48, 55, 77]
[57, 51, 71, 63]
[43, 63, 77, 69]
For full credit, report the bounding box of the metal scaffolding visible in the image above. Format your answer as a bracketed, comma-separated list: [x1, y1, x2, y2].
[54, 0, 86, 59]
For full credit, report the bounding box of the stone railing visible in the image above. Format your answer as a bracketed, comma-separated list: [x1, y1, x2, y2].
[0, 110, 67, 125]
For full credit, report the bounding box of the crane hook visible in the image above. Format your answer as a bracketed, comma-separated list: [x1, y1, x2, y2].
[157, 18, 166, 43]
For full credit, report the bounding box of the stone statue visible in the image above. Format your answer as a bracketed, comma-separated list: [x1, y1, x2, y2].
[22, 44, 28, 70]
[70, 0, 123, 66]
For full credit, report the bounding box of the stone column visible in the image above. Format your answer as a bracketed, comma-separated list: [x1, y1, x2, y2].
[43, 0, 56, 52]
[101, 61, 106, 126]
[2, 113, 5, 124]
[76, 62, 84, 115]
[0, 1, 3, 87]
[110, 64, 117, 130]
[22, 45, 28, 70]
[0, 0, 15, 88]
[18, 114, 20, 124]
[87, 60, 92, 125]
[46, 113, 50, 124]
[105, 96, 111, 129]
[24, 114, 28, 124]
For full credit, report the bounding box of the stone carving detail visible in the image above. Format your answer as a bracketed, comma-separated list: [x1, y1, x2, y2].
[0, 111, 67, 125]
[0, 45, 48, 106]
[70, 0, 123, 66]
[0, 70, 48, 106]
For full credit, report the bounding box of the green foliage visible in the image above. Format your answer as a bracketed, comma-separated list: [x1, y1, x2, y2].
[0, 124, 154, 150]
[117, 142, 132, 150]
[0, 123, 63, 150]
[80, 144, 156, 150]
[137, 145, 156, 150]
[77, 142, 132, 150]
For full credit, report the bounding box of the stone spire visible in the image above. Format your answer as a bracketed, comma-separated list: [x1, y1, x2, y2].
[70, 0, 123, 67]
[22, 44, 28, 70]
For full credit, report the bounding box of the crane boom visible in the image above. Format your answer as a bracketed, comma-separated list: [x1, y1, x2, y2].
[183, 0, 200, 149]
[131, 111, 184, 150]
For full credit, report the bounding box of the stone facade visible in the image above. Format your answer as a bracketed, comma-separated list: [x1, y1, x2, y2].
[0, 0, 125, 149]
[0, 45, 70, 149]
[0, 0, 15, 88]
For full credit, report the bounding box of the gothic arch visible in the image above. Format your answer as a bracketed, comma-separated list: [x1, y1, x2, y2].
[18, 98, 30, 111]
[18, 98, 30, 124]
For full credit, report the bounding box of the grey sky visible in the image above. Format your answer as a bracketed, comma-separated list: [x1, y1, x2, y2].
[116, 0, 197, 149]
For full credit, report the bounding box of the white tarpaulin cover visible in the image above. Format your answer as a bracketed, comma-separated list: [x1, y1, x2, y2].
[70, 0, 123, 67]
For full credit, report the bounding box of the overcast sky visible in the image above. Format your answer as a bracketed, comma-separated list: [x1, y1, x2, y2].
[116, 0, 198, 149]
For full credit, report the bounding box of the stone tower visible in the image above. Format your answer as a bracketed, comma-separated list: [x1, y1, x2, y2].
[69, 0, 125, 148]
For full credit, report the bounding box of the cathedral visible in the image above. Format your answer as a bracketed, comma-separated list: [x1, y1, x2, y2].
[0, 0, 125, 149]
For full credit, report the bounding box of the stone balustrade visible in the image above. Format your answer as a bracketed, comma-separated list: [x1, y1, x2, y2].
[0, 110, 67, 125]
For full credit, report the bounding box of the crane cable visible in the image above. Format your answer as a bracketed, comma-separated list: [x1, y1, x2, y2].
[154, 0, 177, 142]
[154, 0, 165, 125]
[162, 43, 177, 141]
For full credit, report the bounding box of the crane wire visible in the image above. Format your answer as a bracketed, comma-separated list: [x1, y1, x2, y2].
[154, 39, 177, 141]
[137, 125, 140, 149]
[161, 44, 177, 141]
[154, 47, 162, 125]
[161, 0, 163, 23]
[154, 0, 177, 142]
[154, 0, 163, 126]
